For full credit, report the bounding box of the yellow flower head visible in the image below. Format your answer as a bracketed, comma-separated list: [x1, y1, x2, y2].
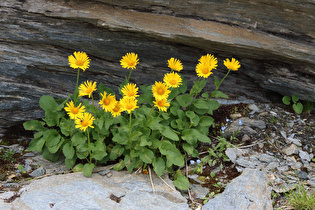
[152, 81, 171, 100]
[153, 98, 170, 112]
[68, 51, 91, 71]
[167, 58, 183, 72]
[110, 101, 123, 118]
[79, 80, 97, 98]
[163, 72, 182, 88]
[120, 52, 139, 69]
[64, 101, 85, 120]
[198, 54, 217, 66]
[224, 58, 241, 71]
[75, 112, 95, 132]
[99, 92, 117, 112]
[120, 97, 139, 114]
[121, 83, 139, 98]
[195, 61, 214, 78]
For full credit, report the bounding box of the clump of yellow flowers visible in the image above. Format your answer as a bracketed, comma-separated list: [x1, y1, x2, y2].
[24, 50, 240, 188]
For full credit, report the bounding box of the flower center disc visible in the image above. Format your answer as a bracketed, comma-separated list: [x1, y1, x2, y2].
[169, 79, 177, 85]
[81, 120, 89, 127]
[71, 107, 79, 114]
[75, 59, 84, 66]
[157, 88, 165, 95]
[104, 98, 110, 105]
[128, 61, 135, 67]
[158, 101, 164, 107]
[202, 68, 209, 74]
[113, 106, 120, 112]
[128, 91, 134, 97]
[126, 104, 133, 110]
[86, 87, 93, 94]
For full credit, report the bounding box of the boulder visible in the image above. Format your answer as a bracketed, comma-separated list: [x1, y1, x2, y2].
[0, 0, 314, 136]
[0, 169, 189, 209]
[203, 168, 272, 210]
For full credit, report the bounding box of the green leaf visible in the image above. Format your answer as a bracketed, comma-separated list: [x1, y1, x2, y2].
[140, 136, 152, 147]
[124, 155, 133, 173]
[138, 85, 154, 104]
[160, 126, 179, 141]
[63, 142, 75, 159]
[140, 148, 155, 163]
[282, 96, 291, 105]
[42, 146, 60, 162]
[112, 131, 129, 145]
[65, 155, 77, 169]
[182, 143, 194, 155]
[72, 163, 84, 172]
[148, 117, 163, 131]
[185, 111, 199, 127]
[293, 102, 303, 114]
[173, 170, 190, 190]
[83, 163, 95, 177]
[76, 143, 89, 159]
[207, 100, 220, 115]
[71, 132, 87, 146]
[176, 94, 192, 107]
[23, 120, 45, 131]
[211, 90, 229, 99]
[291, 94, 299, 103]
[199, 116, 214, 127]
[113, 159, 125, 171]
[39, 95, 58, 112]
[44, 110, 59, 127]
[60, 118, 71, 136]
[45, 130, 61, 148]
[47, 138, 64, 154]
[193, 99, 209, 109]
[159, 141, 184, 167]
[153, 157, 165, 177]
[190, 79, 207, 95]
[28, 135, 45, 152]
[178, 74, 187, 94]
[214, 76, 220, 88]
[90, 141, 107, 160]
[110, 145, 125, 160]
[181, 129, 198, 145]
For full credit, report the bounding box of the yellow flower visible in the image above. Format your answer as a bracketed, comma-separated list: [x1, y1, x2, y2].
[68, 51, 91, 71]
[167, 58, 183, 72]
[152, 82, 171, 100]
[99, 92, 117, 112]
[121, 83, 139, 98]
[120, 52, 139, 69]
[120, 97, 139, 114]
[195, 61, 214, 78]
[79, 80, 97, 98]
[198, 54, 217, 66]
[153, 98, 170, 112]
[110, 101, 123, 117]
[75, 112, 95, 132]
[224, 58, 241, 71]
[64, 101, 85, 120]
[163, 72, 182, 88]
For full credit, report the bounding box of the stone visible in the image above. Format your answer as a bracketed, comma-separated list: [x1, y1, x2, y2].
[203, 169, 272, 210]
[282, 144, 299, 156]
[248, 104, 260, 112]
[257, 154, 277, 163]
[291, 162, 303, 170]
[1, 0, 314, 136]
[296, 171, 308, 180]
[299, 150, 312, 162]
[29, 167, 46, 177]
[2, 169, 189, 210]
[225, 147, 246, 163]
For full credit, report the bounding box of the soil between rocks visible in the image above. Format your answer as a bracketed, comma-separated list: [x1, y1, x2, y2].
[0, 99, 314, 209]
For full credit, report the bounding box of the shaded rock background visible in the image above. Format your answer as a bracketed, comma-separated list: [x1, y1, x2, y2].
[0, 0, 314, 136]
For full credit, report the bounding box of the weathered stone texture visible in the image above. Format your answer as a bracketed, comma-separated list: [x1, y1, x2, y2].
[0, 0, 314, 135]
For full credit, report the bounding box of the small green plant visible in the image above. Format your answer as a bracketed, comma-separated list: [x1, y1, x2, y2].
[285, 181, 315, 210]
[194, 135, 232, 174]
[17, 165, 27, 174]
[0, 149, 16, 163]
[23, 51, 241, 190]
[282, 94, 303, 114]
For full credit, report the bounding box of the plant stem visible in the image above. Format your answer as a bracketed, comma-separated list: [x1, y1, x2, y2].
[86, 128, 92, 164]
[211, 69, 231, 99]
[74, 68, 80, 103]
[127, 69, 133, 84]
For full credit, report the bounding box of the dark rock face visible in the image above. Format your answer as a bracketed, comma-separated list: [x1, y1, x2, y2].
[0, 0, 314, 136]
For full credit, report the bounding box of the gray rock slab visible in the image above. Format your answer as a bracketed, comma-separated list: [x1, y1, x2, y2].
[203, 168, 272, 210]
[3, 168, 189, 210]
